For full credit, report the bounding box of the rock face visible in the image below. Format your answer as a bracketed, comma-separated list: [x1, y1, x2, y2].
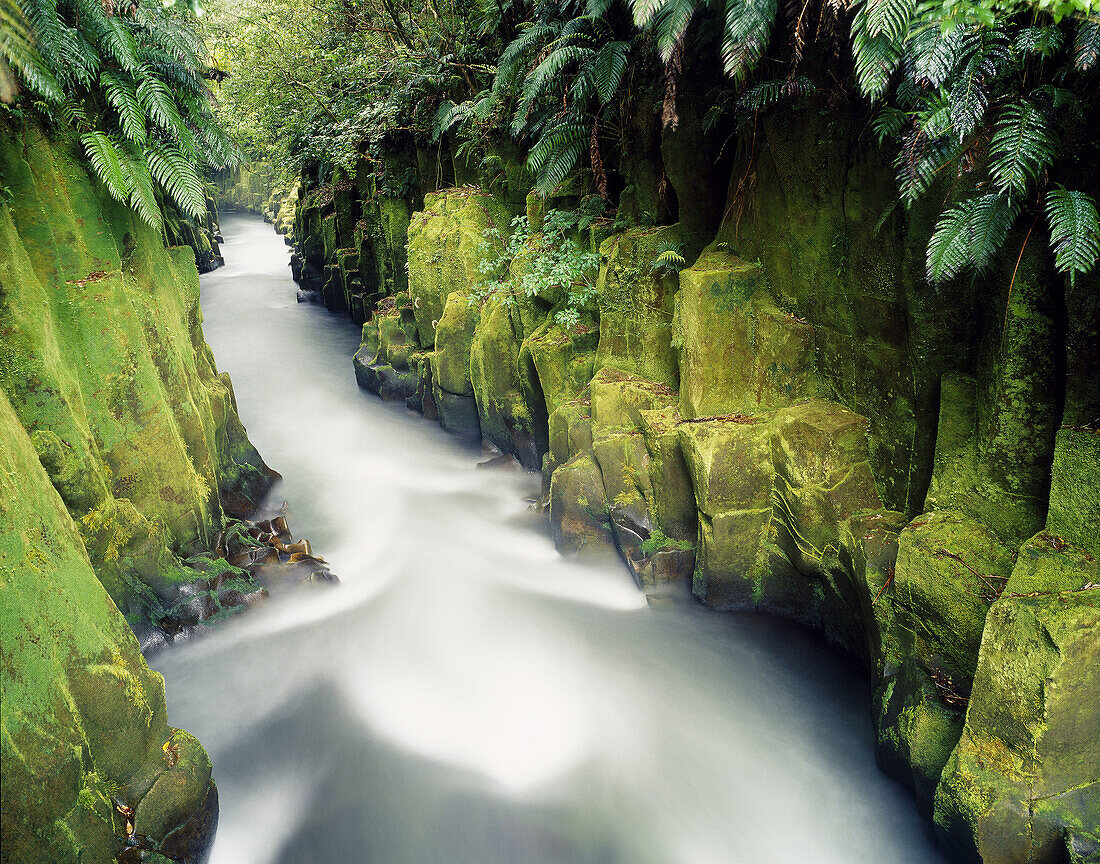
[1, 119, 276, 862]
[285, 94, 1100, 864]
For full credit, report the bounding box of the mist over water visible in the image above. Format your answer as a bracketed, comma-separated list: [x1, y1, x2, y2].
[152, 214, 946, 864]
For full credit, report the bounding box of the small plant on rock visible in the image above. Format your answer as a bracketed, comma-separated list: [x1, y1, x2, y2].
[471, 208, 600, 328]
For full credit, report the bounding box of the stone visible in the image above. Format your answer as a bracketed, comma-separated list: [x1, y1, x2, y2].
[1046, 430, 1100, 556]
[549, 453, 613, 556]
[894, 511, 1016, 686]
[594, 226, 682, 386]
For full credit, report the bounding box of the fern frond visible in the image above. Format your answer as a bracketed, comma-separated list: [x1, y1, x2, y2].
[737, 75, 814, 113]
[146, 141, 205, 218]
[528, 118, 587, 194]
[721, 0, 778, 84]
[1073, 16, 1100, 71]
[592, 40, 629, 105]
[1014, 26, 1063, 58]
[852, 0, 905, 99]
[873, 105, 909, 142]
[926, 193, 1017, 283]
[865, 0, 914, 43]
[81, 130, 132, 201]
[989, 100, 1057, 196]
[1045, 187, 1100, 283]
[119, 146, 162, 231]
[101, 70, 146, 144]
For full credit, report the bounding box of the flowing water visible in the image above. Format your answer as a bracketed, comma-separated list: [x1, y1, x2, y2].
[152, 214, 946, 864]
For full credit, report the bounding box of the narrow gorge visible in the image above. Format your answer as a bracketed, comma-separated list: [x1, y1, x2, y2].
[1, 0, 1098, 861]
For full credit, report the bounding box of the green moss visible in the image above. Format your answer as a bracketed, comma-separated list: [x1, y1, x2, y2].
[1046, 430, 1100, 556]
[0, 388, 212, 863]
[594, 226, 682, 387]
[0, 120, 272, 620]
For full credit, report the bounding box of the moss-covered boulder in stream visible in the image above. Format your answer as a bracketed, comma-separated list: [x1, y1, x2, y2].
[1, 388, 217, 864]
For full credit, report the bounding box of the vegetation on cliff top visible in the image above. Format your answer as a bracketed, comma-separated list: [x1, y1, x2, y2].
[1, 0, 236, 227]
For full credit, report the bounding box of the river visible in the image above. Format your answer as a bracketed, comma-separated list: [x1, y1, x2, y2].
[151, 213, 947, 864]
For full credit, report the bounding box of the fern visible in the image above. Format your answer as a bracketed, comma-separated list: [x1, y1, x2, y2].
[989, 100, 1057, 196]
[81, 131, 132, 202]
[1045, 187, 1100, 284]
[1074, 16, 1100, 71]
[528, 117, 588, 194]
[865, 0, 914, 43]
[10, 0, 237, 227]
[926, 193, 1018, 283]
[852, 0, 905, 100]
[146, 142, 205, 218]
[101, 70, 146, 144]
[592, 40, 629, 104]
[721, 0, 778, 84]
[737, 75, 814, 113]
[872, 105, 909, 142]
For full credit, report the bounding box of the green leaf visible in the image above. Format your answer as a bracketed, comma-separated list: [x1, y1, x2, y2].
[989, 100, 1057, 196]
[1045, 187, 1100, 283]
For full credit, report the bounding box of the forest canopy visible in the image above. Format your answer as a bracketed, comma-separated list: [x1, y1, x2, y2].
[2, 0, 1098, 281]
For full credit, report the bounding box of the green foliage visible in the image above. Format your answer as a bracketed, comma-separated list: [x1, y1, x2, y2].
[640, 527, 694, 555]
[4, 0, 236, 227]
[1045, 187, 1100, 283]
[471, 208, 601, 328]
[926, 192, 1019, 282]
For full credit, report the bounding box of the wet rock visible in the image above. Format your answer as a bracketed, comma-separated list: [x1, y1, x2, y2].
[550, 453, 613, 556]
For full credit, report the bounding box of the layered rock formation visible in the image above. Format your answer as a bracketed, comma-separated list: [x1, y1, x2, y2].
[285, 95, 1099, 862]
[1, 119, 275, 861]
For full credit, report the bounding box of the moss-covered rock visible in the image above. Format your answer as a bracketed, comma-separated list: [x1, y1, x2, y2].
[675, 251, 820, 418]
[0, 388, 216, 864]
[549, 452, 613, 556]
[1046, 430, 1099, 556]
[0, 120, 274, 624]
[874, 658, 966, 819]
[894, 511, 1015, 685]
[431, 291, 479, 396]
[594, 227, 681, 386]
[935, 573, 1100, 864]
[521, 313, 599, 416]
[638, 406, 697, 542]
[407, 189, 512, 347]
[469, 294, 545, 469]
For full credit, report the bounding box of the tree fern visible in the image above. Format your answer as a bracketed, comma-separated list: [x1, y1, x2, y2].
[989, 100, 1057, 196]
[592, 40, 630, 103]
[1045, 187, 1100, 284]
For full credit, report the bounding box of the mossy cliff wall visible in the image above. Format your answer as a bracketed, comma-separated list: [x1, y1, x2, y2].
[1, 119, 275, 862]
[288, 99, 1098, 862]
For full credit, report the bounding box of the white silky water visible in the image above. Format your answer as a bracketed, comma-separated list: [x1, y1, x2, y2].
[152, 214, 947, 864]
